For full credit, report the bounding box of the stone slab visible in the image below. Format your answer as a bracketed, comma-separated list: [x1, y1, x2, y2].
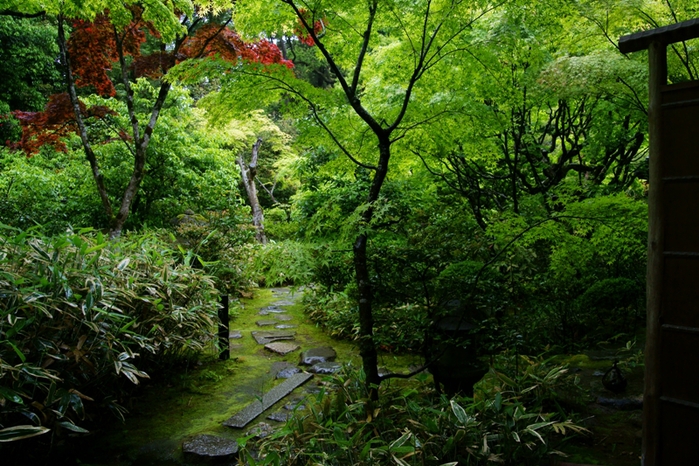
[229, 330, 242, 339]
[264, 342, 300, 355]
[299, 347, 337, 365]
[260, 306, 286, 314]
[267, 411, 290, 422]
[276, 366, 301, 379]
[273, 300, 295, 307]
[275, 324, 297, 330]
[309, 361, 342, 374]
[222, 372, 313, 428]
[183, 434, 238, 459]
[256, 320, 278, 327]
[274, 315, 293, 321]
[251, 331, 296, 345]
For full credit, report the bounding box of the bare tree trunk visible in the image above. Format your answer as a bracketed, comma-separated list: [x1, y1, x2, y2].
[237, 138, 268, 244]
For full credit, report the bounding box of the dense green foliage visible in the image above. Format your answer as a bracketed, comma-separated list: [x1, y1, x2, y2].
[0, 227, 219, 443]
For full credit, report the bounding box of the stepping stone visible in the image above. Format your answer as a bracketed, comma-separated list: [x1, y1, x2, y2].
[299, 347, 337, 366]
[274, 315, 293, 321]
[252, 331, 296, 345]
[267, 411, 290, 422]
[264, 342, 300, 355]
[276, 366, 301, 379]
[309, 362, 342, 374]
[223, 372, 313, 428]
[284, 401, 306, 411]
[273, 300, 295, 307]
[229, 330, 242, 339]
[247, 422, 275, 439]
[256, 320, 278, 327]
[183, 434, 238, 460]
[230, 344, 244, 351]
[275, 324, 297, 330]
[261, 306, 286, 313]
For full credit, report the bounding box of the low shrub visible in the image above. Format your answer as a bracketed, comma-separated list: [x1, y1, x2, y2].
[0, 227, 219, 444]
[242, 357, 586, 465]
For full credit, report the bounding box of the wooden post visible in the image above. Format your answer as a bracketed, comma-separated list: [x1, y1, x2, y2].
[643, 40, 666, 466]
[218, 295, 230, 361]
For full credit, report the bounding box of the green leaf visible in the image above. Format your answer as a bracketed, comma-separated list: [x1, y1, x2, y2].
[0, 425, 50, 442]
[58, 421, 89, 434]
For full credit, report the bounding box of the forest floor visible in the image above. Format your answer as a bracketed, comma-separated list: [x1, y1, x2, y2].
[67, 288, 643, 466]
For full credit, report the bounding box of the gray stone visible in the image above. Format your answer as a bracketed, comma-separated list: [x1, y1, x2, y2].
[284, 401, 305, 411]
[276, 366, 301, 379]
[264, 342, 300, 355]
[261, 306, 286, 313]
[256, 320, 278, 327]
[182, 434, 238, 460]
[597, 396, 643, 411]
[252, 331, 296, 345]
[267, 411, 290, 422]
[246, 422, 275, 439]
[299, 347, 337, 366]
[274, 300, 295, 307]
[275, 324, 297, 330]
[223, 372, 313, 428]
[309, 362, 342, 374]
[229, 330, 242, 339]
[274, 315, 293, 321]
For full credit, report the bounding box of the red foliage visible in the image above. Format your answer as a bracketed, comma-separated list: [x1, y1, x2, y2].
[294, 9, 325, 47]
[180, 23, 293, 69]
[11, 93, 115, 155]
[68, 14, 146, 97]
[11, 11, 293, 154]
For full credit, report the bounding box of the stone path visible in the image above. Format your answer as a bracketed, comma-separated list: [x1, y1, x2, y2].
[183, 287, 345, 462]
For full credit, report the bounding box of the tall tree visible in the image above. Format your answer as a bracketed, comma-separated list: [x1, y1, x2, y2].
[212, 0, 496, 398]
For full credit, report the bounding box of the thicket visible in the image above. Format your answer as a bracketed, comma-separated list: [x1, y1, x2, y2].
[0, 227, 220, 444]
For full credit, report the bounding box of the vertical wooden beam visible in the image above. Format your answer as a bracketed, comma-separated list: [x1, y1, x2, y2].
[218, 295, 230, 361]
[643, 40, 666, 466]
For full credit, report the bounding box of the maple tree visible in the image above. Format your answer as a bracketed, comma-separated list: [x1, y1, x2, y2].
[10, 2, 291, 237]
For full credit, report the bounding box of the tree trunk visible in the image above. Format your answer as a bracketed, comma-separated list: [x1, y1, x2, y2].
[237, 137, 268, 244]
[353, 138, 390, 401]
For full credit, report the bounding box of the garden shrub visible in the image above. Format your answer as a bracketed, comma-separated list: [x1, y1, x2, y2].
[0, 226, 219, 443]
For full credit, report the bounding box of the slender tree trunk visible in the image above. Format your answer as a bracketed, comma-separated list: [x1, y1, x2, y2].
[354, 138, 390, 401]
[237, 137, 268, 244]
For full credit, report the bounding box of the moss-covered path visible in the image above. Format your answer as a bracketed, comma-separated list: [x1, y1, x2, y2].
[79, 287, 363, 465]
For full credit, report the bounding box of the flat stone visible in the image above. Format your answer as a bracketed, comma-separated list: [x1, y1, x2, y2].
[273, 300, 295, 307]
[261, 306, 286, 313]
[284, 401, 306, 411]
[309, 362, 342, 374]
[264, 342, 300, 355]
[229, 330, 242, 339]
[299, 347, 337, 366]
[276, 366, 301, 379]
[267, 411, 290, 422]
[256, 320, 278, 327]
[223, 372, 313, 428]
[597, 396, 643, 410]
[275, 324, 297, 330]
[182, 434, 238, 459]
[274, 315, 293, 321]
[252, 331, 296, 345]
[246, 422, 275, 439]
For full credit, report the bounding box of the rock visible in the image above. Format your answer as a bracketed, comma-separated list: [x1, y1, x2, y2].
[229, 331, 242, 339]
[252, 331, 296, 345]
[276, 366, 301, 379]
[267, 411, 290, 422]
[274, 314, 293, 321]
[275, 324, 297, 330]
[264, 342, 300, 355]
[182, 434, 238, 460]
[261, 306, 286, 314]
[273, 300, 295, 307]
[222, 373, 313, 428]
[299, 347, 337, 366]
[284, 401, 305, 411]
[247, 422, 275, 439]
[597, 396, 643, 410]
[309, 362, 342, 374]
[256, 320, 278, 327]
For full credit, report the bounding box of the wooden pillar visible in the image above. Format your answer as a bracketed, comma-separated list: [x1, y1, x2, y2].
[218, 295, 230, 361]
[643, 40, 666, 466]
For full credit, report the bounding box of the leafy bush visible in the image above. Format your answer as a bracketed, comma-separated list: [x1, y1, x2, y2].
[242, 358, 586, 466]
[0, 227, 219, 444]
